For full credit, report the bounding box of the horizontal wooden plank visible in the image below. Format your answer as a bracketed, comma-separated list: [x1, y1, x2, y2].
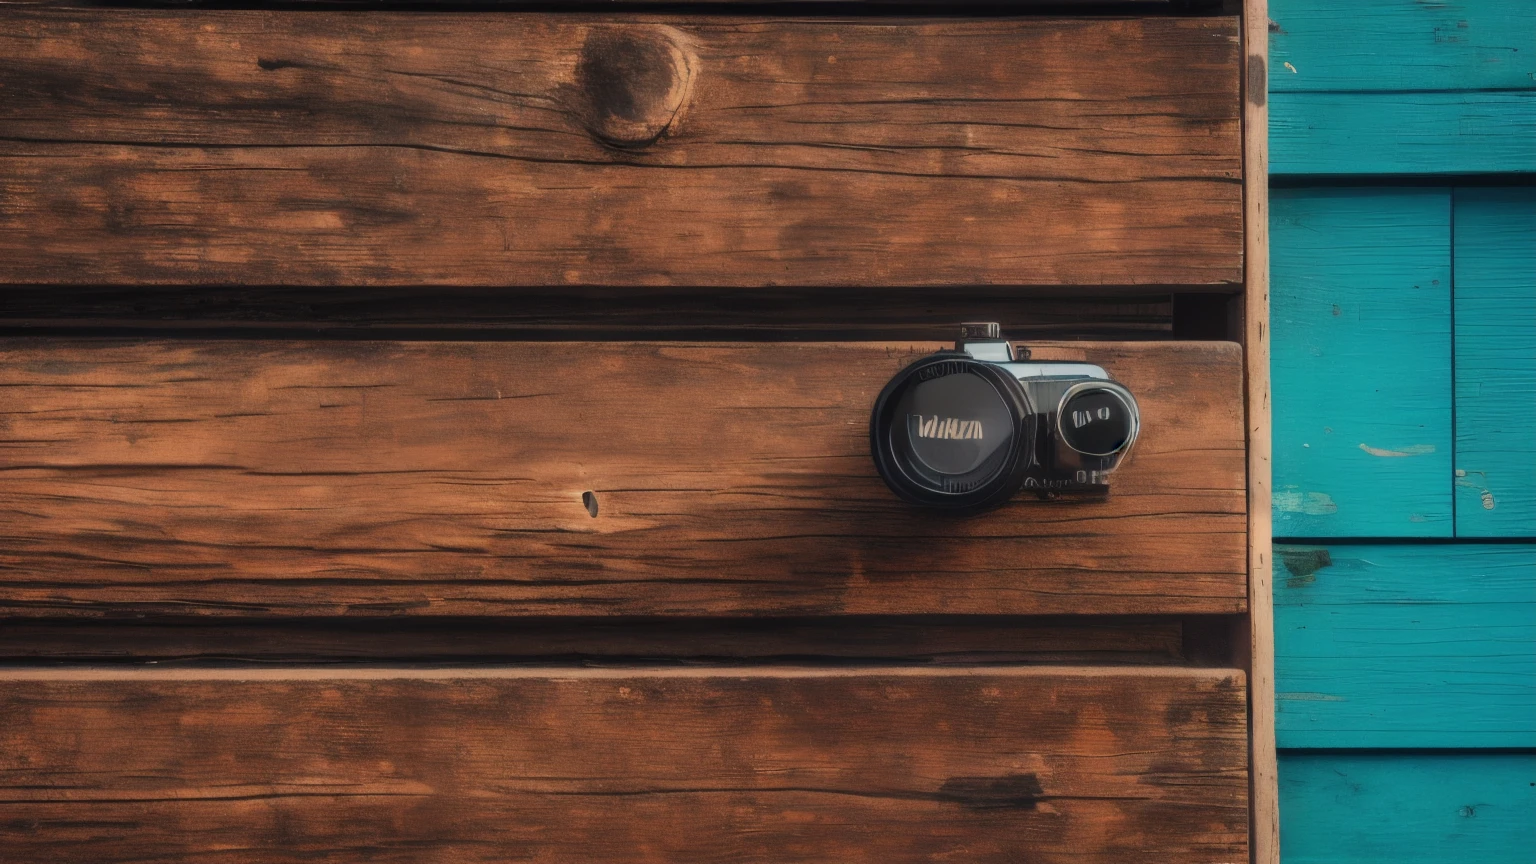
[1274, 544, 1536, 748]
[0, 339, 1246, 618]
[0, 11, 1243, 288]
[0, 666, 1249, 863]
[1270, 91, 1536, 174]
[0, 617, 1188, 664]
[1269, 0, 1536, 92]
[1455, 188, 1536, 538]
[1270, 188, 1452, 538]
[1279, 753, 1536, 864]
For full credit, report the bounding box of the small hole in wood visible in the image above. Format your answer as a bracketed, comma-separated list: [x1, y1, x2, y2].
[582, 491, 599, 518]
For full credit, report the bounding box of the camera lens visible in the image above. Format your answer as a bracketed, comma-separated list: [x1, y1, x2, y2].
[870, 355, 1032, 510]
[1057, 384, 1138, 457]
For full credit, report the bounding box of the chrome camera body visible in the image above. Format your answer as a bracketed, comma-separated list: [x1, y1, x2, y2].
[870, 323, 1140, 511]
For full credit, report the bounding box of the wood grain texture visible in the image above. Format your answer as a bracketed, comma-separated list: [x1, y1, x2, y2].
[1270, 91, 1536, 175]
[0, 339, 1246, 618]
[1274, 543, 1536, 749]
[1278, 753, 1536, 864]
[1242, 2, 1278, 861]
[0, 666, 1250, 864]
[1270, 188, 1452, 538]
[1454, 188, 1536, 538]
[1268, 0, 1536, 92]
[0, 11, 1243, 288]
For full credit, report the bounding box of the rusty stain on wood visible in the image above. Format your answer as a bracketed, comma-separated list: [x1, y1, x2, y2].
[1247, 54, 1267, 107]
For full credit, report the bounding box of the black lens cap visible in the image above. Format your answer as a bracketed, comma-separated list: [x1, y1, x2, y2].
[1057, 385, 1137, 457]
[870, 354, 1033, 510]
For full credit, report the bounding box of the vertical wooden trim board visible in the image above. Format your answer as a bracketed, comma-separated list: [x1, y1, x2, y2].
[1243, 2, 1278, 864]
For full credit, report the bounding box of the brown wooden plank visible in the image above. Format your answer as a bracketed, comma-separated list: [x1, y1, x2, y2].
[0, 666, 1250, 863]
[0, 12, 1242, 288]
[0, 617, 1186, 664]
[0, 339, 1246, 617]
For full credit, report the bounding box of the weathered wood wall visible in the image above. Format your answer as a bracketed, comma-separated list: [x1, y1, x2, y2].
[1269, 2, 1535, 858]
[1279, 754, 1536, 864]
[1268, 0, 1536, 174]
[1453, 189, 1536, 535]
[1274, 544, 1535, 749]
[0, 4, 1265, 861]
[1270, 188, 1452, 537]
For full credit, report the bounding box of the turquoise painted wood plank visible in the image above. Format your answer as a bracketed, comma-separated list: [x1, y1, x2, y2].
[1271, 189, 1453, 537]
[1270, 91, 1536, 174]
[1455, 188, 1536, 537]
[1270, 0, 1536, 92]
[1274, 543, 1536, 748]
[1279, 753, 1536, 864]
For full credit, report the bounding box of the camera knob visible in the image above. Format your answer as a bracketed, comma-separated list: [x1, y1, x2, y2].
[1056, 383, 1139, 458]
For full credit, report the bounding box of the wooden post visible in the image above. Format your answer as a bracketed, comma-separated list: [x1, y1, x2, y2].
[1244, 2, 1279, 863]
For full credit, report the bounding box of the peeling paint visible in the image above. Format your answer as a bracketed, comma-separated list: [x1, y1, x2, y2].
[1275, 490, 1339, 515]
[1278, 547, 1332, 588]
[1359, 443, 1437, 458]
[1454, 470, 1497, 510]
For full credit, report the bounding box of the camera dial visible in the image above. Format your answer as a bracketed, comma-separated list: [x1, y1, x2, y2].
[870, 323, 1139, 511]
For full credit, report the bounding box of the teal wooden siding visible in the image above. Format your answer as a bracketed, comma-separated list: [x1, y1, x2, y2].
[1280, 754, 1536, 864]
[1271, 92, 1536, 175]
[1269, 0, 1536, 92]
[1275, 544, 1536, 748]
[1269, 0, 1536, 176]
[1270, 2, 1534, 860]
[1454, 188, 1536, 536]
[1271, 189, 1452, 537]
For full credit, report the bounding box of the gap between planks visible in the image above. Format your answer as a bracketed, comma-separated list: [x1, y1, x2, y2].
[0, 665, 1247, 682]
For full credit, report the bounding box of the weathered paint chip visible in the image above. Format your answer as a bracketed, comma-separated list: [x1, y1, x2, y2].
[1359, 443, 1437, 458]
[1455, 471, 1498, 510]
[1277, 547, 1333, 588]
[1275, 489, 1339, 515]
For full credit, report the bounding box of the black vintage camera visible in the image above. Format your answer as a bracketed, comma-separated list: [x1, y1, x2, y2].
[870, 323, 1139, 511]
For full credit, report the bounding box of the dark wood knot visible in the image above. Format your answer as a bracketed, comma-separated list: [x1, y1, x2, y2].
[574, 26, 695, 150]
